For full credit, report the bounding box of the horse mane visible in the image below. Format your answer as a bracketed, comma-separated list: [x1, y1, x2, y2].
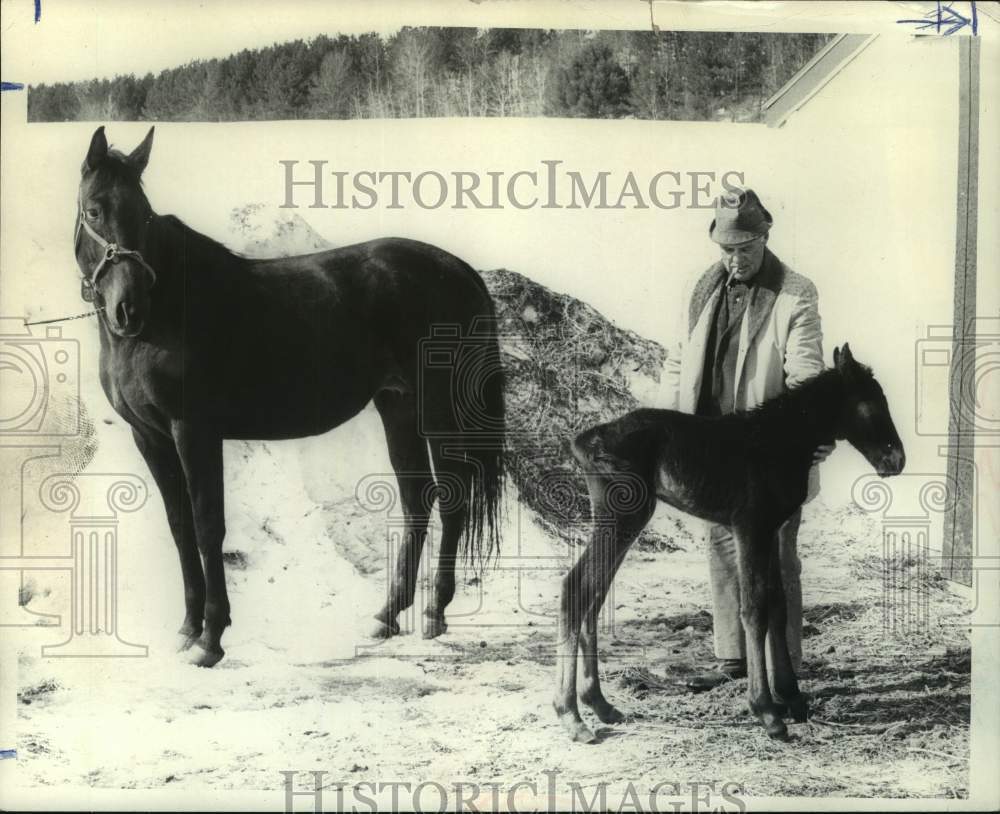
[152, 213, 248, 264]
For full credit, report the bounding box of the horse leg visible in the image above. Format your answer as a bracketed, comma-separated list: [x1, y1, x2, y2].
[767, 541, 807, 722]
[171, 422, 229, 668]
[733, 523, 787, 739]
[131, 425, 205, 651]
[421, 441, 472, 639]
[370, 391, 434, 639]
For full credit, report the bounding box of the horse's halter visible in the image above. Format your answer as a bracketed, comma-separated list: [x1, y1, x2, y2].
[74, 190, 157, 308]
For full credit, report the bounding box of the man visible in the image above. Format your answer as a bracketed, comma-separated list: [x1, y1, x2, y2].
[659, 188, 834, 691]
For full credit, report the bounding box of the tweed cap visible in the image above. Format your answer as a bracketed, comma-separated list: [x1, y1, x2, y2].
[709, 188, 773, 244]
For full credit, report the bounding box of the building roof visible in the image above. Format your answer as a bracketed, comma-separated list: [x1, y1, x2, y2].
[762, 33, 878, 128]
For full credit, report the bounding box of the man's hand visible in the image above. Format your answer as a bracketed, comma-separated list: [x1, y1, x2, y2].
[812, 442, 836, 464]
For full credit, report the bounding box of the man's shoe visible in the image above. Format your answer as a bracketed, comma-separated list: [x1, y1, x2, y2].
[685, 659, 747, 692]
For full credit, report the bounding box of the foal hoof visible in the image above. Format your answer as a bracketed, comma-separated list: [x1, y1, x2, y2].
[773, 693, 809, 722]
[763, 715, 789, 741]
[368, 618, 400, 640]
[788, 694, 809, 723]
[593, 703, 625, 725]
[422, 615, 447, 639]
[554, 702, 598, 744]
[559, 715, 597, 744]
[185, 638, 225, 668]
[580, 693, 625, 724]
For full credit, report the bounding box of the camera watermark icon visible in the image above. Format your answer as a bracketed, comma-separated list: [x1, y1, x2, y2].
[915, 316, 1000, 438]
[416, 318, 590, 443]
[418, 318, 513, 440]
[0, 319, 80, 436]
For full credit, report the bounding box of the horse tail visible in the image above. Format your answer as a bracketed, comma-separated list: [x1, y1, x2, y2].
[457, 292, 505, 570]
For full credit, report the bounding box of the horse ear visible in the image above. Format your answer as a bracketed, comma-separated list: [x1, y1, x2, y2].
[833, 345, 841, 368]
[842, 343, 854, 363]
[128, 126, 155, 176]
[84, 126, 108, 172]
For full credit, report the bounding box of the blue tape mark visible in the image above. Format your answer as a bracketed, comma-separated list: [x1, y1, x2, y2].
[897, 1, 979, 35]
[1, 82, 26, 91]
[0, 749, 16, 759]
[35, 0, 41, 23]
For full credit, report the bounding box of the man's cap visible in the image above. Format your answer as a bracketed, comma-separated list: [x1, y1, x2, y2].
[709, 188, 773, 244]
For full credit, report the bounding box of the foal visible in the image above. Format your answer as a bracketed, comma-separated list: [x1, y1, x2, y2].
[554, 344, 905, 741]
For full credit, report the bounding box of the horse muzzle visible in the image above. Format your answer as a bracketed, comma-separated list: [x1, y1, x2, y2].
[106, 300, 145, 338]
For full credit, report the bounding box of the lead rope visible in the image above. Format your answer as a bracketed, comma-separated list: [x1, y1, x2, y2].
[24, 310, 100, 327]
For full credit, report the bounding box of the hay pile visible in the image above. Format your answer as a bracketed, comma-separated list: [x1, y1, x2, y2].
[481, 268, 671, 547]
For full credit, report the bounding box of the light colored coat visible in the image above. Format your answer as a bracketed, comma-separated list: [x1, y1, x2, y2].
[658, 249, 825, 497]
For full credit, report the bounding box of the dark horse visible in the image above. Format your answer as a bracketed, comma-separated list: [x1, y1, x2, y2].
[555, 344, 905, 741]
[74, 127, 504, 666]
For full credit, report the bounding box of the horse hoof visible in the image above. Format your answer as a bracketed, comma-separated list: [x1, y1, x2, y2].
[176, 622, 202, 651]
[422, 616, 447, 639]
[368, 618, 400, 639]
[185, 638, 225, 668]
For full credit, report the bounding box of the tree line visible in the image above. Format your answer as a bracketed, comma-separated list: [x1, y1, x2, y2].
[28, 29, 832, 123]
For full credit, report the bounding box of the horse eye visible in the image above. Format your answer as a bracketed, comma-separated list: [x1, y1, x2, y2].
[85, 207, 100, 220]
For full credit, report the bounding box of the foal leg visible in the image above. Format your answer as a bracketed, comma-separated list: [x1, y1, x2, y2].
[767, 542, 807, 722]
[555, 497, 648, 743]
[370, 391, 434, 639]
[578, 538, 633, 723]
[131, 426, 205, 651]
[734, 524, 786, 739]
[171, 422, 230, 668]
[554, 539, 606, 743]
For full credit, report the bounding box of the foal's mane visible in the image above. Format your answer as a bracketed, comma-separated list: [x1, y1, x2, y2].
[736, 367, 843, 451]
[735, 359, 876, 451]
[748, 367, 842, 417]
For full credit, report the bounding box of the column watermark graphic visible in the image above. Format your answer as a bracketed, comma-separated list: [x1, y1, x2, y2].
[35, 473, 148, 657]
[851, 473, 958, 638]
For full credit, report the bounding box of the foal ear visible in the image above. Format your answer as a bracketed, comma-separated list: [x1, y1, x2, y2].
[84, 126, 108, 172]
[834, 343, 855, 371]
[127, 126, 155, 176]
